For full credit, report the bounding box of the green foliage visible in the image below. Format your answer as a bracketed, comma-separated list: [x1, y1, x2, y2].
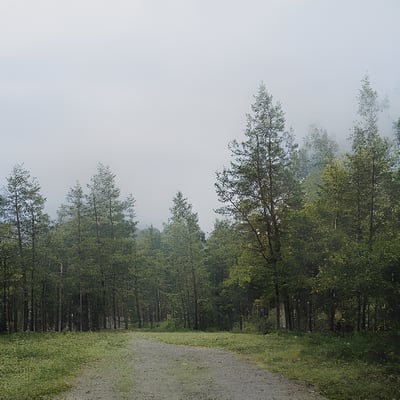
[162, 192, 208, 330]
[215, 83, 302, 329]
[1, 76, 400, 337]
[394, 117, 400, 146]
[1, 164, 48, 332]
[299, 125, 339, 202]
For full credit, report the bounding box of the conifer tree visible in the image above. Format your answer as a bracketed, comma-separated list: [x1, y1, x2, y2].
[215, 84, 301, 329]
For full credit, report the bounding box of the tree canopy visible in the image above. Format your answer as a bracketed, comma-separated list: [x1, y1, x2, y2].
[1, 77, 400, 335]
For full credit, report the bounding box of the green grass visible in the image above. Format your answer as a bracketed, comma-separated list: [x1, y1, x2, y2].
[1, 330, 399, 400]
[141, 331, 400, 400]
[0, 331, 131, 400]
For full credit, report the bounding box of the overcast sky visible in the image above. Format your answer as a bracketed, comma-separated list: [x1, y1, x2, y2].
[1, 0, 399, 233]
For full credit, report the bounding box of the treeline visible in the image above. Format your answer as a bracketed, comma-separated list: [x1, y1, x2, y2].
[1, 76, 400, 334]
[215, 77, 400, 334]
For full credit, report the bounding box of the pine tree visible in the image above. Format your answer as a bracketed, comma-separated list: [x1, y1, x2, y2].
[3, 164, 47, 331]
[163, 192, 206, 329]
[216, 83, 301, 329]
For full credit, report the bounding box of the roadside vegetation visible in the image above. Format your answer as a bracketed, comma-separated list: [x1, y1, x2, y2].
[146, 330, 400, 400]
[1, 330, 399, 400]
[0, 331, 130, 400]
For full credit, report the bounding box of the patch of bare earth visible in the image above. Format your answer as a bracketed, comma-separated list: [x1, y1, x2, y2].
[55, 336, 327, 400]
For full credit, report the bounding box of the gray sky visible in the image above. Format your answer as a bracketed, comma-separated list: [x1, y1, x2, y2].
[1, 0, 399, 233]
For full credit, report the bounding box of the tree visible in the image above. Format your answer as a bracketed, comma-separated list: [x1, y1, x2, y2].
[52, 165, 137, 332]
[57, 182, 89, 331]
[394, 117, 400, 146]
[162, 192, 206, 329]
[204, 220, 243, 330]
[310, 160, 352, 331]
[299, 125, 339, 202]
[346, 76, 393, 331]
[3, 164, 47, 331]
[215, 83, 301, 329]
[0, 218, 16, 333]
[133, 226, 166, 328]
[86, 163, 136, 329]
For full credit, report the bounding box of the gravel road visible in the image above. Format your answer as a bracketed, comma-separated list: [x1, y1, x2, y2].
[56, 336, 327, 400]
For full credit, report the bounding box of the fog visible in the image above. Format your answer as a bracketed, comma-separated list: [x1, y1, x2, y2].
[1, 0, 399, 233]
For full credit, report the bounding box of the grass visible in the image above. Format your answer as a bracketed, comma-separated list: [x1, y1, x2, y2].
[0, 331, 131, 400]
[1, 329, 399, 400]
[142, 330, 400, 400]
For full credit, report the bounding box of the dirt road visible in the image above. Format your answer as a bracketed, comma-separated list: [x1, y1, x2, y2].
[56, 336, 326, 400]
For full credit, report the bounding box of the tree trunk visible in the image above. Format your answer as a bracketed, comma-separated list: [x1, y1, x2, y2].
[88, 295, 92, 331]
[41, 279, 47, 332]
[361, 296, 367, 332]
[0, 258, 8, 333]
[329, 290, 336, 332]
[79, 288, 83, 332]
[296, 298, 301, 331]
[29, 214, 36, 332]
[134, 284, 142, 328]
[123, 302, 129, 330]
[112, 284, 117, 329]
[190, 263, 199, 330]
[13, 294, 18, 332]
[284, 292, 292, 330]
[58, 262, 63, 332]
[307, 300, 313, 332]
[274, 280, 281, 329]
[156, 288, 161, 322]
[357, 294, 362, 333]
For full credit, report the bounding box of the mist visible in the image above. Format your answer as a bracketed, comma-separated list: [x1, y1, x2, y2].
[1, 0, 399, 233]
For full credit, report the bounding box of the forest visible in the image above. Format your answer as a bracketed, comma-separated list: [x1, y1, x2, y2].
[1, 76, 400, 336]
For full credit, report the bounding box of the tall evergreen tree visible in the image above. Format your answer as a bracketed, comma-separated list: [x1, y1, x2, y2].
[86, 163, 136, 329]
[347, 76, 393, 331]
[215, 83, 301, 329]
[163, 192, 206, 329]
[3, 164, 47, 331]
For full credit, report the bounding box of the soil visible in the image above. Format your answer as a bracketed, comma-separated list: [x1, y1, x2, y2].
[55, 336, 327, 400]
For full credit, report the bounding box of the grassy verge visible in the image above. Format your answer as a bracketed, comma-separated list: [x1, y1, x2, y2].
[0, 331, 131, 400]
[142, 331, 400, 400]
[1, 330, 399, 400]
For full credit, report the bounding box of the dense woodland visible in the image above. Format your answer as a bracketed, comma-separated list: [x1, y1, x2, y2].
[1, 77, 400, 335]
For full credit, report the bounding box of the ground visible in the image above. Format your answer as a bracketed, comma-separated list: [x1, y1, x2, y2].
[55, 335, 326, 400]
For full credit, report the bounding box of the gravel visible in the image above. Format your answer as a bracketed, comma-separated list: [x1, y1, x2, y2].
[55, 336, 327, 400]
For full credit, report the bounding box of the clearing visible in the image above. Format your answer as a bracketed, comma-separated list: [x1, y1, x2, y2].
[55, 334, 325, 400]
